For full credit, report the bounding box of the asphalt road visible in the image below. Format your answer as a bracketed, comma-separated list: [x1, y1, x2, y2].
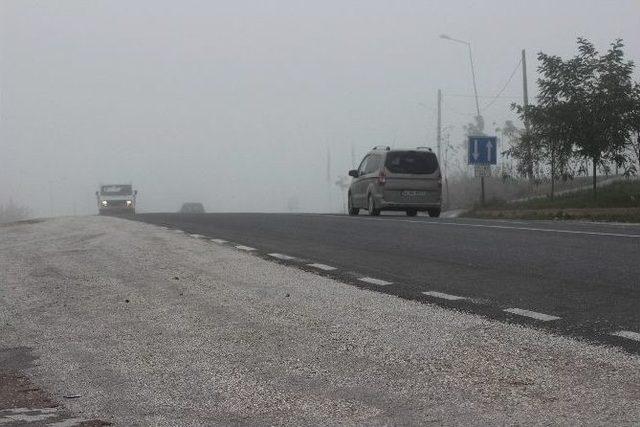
[135, 213, 640, 352]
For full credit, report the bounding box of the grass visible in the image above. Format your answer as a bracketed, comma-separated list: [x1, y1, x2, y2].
[485, 180, 640, 210]
[464, 180, 640, 222]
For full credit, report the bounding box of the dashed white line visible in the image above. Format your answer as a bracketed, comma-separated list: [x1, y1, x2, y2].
[611, 330, 640, 342]
[504, 308, 561, 321]
[422, 291, 466, 301]
[307, 263, 337, 271]
[210, 238, 228, 244]
[268, 253, 296, 260]
[190, 234, 204, 239]
[173, 229, 185, 234]
[235, 245, 256, 251]
[358, 277, 393, 286]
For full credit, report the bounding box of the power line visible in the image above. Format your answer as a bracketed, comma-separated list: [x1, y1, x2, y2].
[446, 93, 521, 99]
[482, 58, 523, 111]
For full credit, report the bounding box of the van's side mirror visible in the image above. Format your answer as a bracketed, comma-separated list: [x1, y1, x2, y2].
[348, 170, 359, 178]
[95, 191, 99, 197]
[134, 190, 138, 195]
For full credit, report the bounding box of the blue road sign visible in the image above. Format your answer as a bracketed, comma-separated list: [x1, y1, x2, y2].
[468, 136, 497, 165]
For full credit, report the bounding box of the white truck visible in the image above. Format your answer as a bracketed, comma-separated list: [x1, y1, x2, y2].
[95, 184, 137, 215]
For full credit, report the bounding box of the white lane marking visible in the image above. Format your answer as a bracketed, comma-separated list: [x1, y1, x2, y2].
[210, 239, 228, 244]
[0, 407, 58, 423]
[235, 245, 256, 251]
[326, 215, 640, 239]
[307, 263, 337, 271]
[422, 291, 466, 301]
[504, 308, 561, 321]
[190, 234, 204, 239]
[611, 330, 640, 341]
[358, 277, 392, 286]
[47, 418, 89, 427]
[268, 253, 296, 260]
[174, 229, 185, 234]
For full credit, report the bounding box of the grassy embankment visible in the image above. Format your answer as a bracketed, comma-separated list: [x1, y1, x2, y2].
[464, 180, 640, 222]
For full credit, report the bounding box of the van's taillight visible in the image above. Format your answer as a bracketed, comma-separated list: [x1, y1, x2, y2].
[377, 171, 386, 185]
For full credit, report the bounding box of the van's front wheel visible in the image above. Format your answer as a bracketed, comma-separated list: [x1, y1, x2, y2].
[348, 195, 359, 216]
[406, 209, 417, 217]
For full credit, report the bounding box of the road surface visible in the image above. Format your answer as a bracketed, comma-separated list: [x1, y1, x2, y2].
[2, 216, 640, 425]
[136, 213, 640, 353]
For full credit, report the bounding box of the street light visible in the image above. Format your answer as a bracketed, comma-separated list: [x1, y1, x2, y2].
[439, 34, 482, 128]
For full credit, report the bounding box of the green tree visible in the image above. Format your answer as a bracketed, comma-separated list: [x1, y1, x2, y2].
[503, 115, 542, 179]
[508, 38, 637, 198]
[629, 82, 640, 174]
[568, 38, 636, 197]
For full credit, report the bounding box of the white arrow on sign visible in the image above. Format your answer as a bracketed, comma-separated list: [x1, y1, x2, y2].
[486, 140, 493, 162]
[472, 139, 479, 161]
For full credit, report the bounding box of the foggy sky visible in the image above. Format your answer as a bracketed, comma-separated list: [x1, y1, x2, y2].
[1, 0, 639, 216]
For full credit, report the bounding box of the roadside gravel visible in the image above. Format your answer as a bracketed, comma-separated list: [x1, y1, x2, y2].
[1, 216, 639, 425]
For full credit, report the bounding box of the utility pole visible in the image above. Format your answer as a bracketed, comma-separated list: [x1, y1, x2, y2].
[437, 89, 442, 162]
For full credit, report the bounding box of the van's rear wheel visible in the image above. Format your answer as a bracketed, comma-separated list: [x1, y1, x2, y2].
[348, 195, 359, 216]
[428, 208, 441, 218]
[368, 195, 380, 216]
[406, 209, 417, 217]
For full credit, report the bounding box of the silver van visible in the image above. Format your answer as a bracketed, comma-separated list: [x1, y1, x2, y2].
[347, 146, 442, 217]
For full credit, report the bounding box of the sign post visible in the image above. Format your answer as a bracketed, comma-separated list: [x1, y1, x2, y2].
[468, 136, 497, 206]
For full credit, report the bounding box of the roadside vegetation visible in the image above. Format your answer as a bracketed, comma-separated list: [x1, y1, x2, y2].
[0, 201, 30, 224]
[447, 38, 640, 221]
[504, 38, 640, 199]
[465, 180, 640, 222]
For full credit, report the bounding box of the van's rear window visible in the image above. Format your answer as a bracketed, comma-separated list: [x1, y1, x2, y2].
[385, 151, 438, 174]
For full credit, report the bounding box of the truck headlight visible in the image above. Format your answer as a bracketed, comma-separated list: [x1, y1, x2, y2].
[126, 200, 132, 206]
[101, 200, 108, 206]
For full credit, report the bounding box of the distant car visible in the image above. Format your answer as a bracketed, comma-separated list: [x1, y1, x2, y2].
[96, 184, 137, 215]
[347, 146, 442, 217]
[179, 202, 206, 214]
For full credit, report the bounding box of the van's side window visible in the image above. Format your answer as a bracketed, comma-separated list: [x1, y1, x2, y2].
[357, 156, 369, 175]
[364, 155, 381, 174]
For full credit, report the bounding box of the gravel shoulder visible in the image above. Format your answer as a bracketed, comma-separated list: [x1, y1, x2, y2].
[1, 216, 639, 426]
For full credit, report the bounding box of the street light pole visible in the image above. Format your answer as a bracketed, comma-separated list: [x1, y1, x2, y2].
[440, 34, 481, 124]
[440, 34, 485, 205]
[467, 44, 481, 120]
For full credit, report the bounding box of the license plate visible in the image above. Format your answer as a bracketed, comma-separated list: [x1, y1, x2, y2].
[401, 190, 426, 197]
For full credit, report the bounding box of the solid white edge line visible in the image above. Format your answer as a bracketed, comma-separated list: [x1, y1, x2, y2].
[267, 253, 296, 260]
[210, 239, 228, 244]
[611, 330, 640, 341]
[307, 263, 337, 271]
[422, 291, 466, 301]
[504, 308, 561, 321]
[324, 215, 640, 239]
[358, 277, 393, 286]
[235, 245, 256, 251]
[190, 234, 204, 238]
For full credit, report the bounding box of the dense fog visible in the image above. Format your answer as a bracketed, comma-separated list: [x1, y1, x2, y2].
[1, 0, 638, 216]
